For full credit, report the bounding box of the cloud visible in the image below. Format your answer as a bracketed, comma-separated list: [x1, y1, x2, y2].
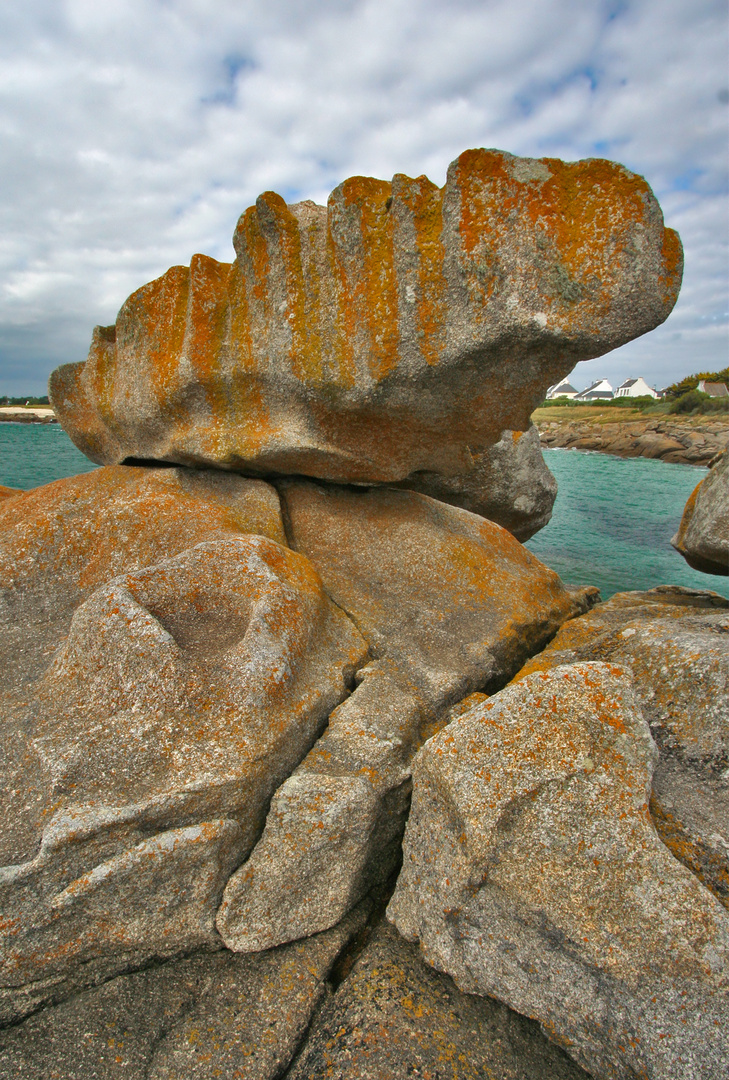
[0, 0, 726, 392]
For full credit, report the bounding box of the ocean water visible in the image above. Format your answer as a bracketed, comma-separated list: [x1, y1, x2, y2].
[0, 424, 725, 601]
[0, 422, 98, 490]
[526, 448, 728, 600]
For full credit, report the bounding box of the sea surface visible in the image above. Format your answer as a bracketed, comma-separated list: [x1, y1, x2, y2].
[0, 424, 726, 600]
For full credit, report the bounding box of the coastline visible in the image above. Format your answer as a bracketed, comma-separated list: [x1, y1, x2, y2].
[0, 407, 56, 424]
[533, 406, 729, 466]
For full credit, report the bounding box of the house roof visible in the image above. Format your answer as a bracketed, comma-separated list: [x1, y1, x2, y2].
[617, 378, 637, 388]
[550, 380, 577, 394]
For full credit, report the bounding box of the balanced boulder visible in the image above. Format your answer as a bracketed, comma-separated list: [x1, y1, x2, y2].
[672, 450, 729, 574]
[50, 150, 681, 486]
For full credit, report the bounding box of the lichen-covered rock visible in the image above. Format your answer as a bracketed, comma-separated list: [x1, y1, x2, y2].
[287, 920, 592, 1080]
[513, 586, 729, 907]
[0, 465, 286, 873]
[217, 483, 593, 952]
[0, 537, 366, 1024]
[388, 662, 729, 1080]
[0, 905, 370, 1080]
[50, 150, 681, 485]
[672, 450, 729, 574]
[396, 423, 557, 540]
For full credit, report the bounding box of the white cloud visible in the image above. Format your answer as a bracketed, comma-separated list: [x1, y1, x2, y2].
[0, 0, 726, 392]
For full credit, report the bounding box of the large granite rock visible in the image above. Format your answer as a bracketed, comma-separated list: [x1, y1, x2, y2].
[397, 423, 557, 540]
[514, 586, 729, 907]
[50, 150, 681, 485]
[0, 536, 366, 1024]
[217, 482, 593, 953]
[672, 450, 729, 574]
[388, 662, 729, 1080]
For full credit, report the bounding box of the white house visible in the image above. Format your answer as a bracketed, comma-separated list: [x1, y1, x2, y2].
[575, 379, 613, 400]
[546, 379, 579, 400]
[615, 377, 658, 399]
[697, 380, 729, 398]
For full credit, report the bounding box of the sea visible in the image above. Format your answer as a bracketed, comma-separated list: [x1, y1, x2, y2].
[1, 422, 726, 601]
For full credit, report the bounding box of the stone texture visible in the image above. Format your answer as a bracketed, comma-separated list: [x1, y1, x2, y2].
[397, 423, 557, 540]
[0, 906, 369, 1080]
[0, 535, 366, 1024]
[672, 450, 729, 574]
[0, 484, 21, 500]
[287, 920, 592, 1080]
[217, 482, 593, 953]
[51, 150, 681, 485]
[514, 586, 729, 906]
[0, 464, 285, 696]
[388, 662, 729, 1080]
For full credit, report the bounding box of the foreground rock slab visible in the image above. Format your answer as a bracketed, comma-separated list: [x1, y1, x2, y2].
[389, 662, 729, 1080]
[515, 586, 729, 907]
[51, 149, 681, 485]
[672, 450, 729, 574]
[0, 530, 366, 1024]
[288, 920, 591, 1080]
[217, 483, 592, 953]
[0, 907, 369, 1080]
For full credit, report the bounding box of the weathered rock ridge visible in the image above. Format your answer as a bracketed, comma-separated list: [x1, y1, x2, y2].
[672, 450, 729, 574]
[50, 149, 681, 487]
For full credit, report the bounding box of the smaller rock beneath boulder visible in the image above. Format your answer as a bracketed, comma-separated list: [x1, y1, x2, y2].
[672, 450, 729, 574]
[388, 661, 729, 1080]
[396, 424, 557, 540]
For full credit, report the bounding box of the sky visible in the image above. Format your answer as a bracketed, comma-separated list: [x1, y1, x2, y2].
[0, 0, 727, 395]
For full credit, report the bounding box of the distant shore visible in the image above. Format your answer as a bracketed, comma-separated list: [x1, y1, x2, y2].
[532, 406, 729, 467]
[0, 406, 56, 424]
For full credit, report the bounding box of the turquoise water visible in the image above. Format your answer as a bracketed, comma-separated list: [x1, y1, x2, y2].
[0, 425, 725, 600]
[526, 449, 728, 600]
[0, 422, 98, 490]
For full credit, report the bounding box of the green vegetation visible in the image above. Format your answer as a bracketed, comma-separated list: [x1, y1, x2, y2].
[539, 395, 662, 411]
[0, 395, 50, 406]
[668, 389, 729, 415]
[663, 367, 729, 400]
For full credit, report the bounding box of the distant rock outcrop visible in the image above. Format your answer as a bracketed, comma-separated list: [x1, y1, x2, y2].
[672, 450, 729, 574]
[50, 149, 681, 491]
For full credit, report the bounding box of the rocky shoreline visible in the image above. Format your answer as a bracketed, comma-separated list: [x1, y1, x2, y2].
[0, 407, 56, 424]
[534, 408, 729, 466]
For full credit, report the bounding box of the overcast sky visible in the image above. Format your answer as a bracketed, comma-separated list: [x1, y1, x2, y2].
[1, 0, 726, 395]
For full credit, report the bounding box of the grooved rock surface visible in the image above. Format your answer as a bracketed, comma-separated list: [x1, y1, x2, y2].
[397, 423, 557, 540]
[0, 535, 366, 1024]
[287, 920, 592, 1080]
[672, 450, 729, 574]
[0, 906, 369, 1080]
[388, 662, 729, 1080]
[514, 586, 729, 907]
[50, 150, 681, 485]
[217, 482, 592, 953]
